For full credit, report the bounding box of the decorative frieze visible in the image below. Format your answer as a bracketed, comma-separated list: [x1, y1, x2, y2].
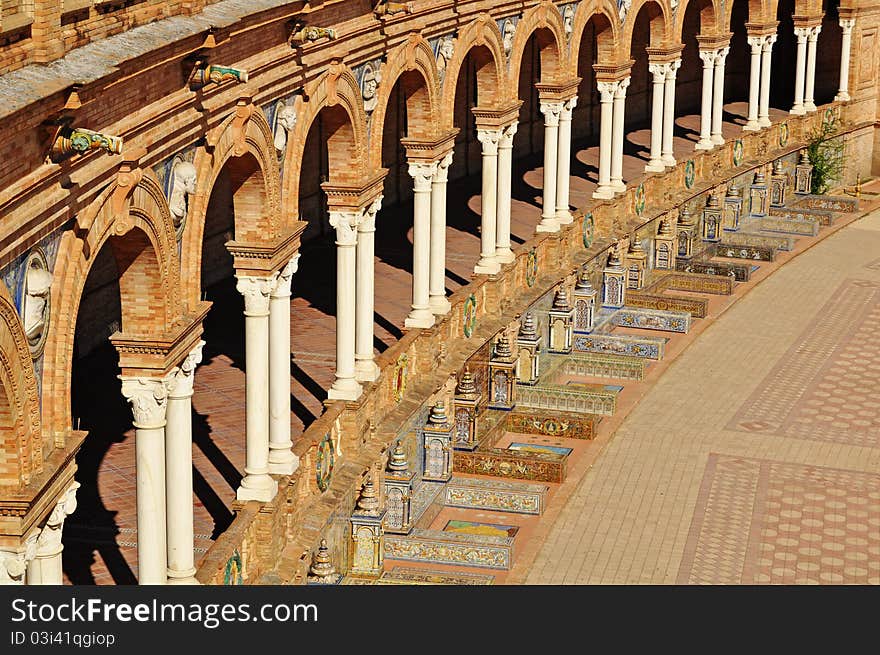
[794, 194, 859, 212]
[612, 308, 691, 333]
[757, 216, 820, 236]
[384, 528, 513, 570]
[453, 448, 566, 483]
[508, 409, 601, 439]
[573, 333, 665, 360]
[445, 476, 547, 515]
[621, 292, 708, 318]
[721, 231, 795, 251]
[517, 383, 617, 416]
[653, 271, 735, 295]
[714, 243, 777, 262]
[768, 206, 835, 226]
[675, 259, 752, 282]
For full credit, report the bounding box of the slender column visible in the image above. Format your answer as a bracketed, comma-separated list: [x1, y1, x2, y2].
[27, 482, 79, 585]
[475, 128, 502, 271]
[328, 211, 363, 399]
[429, 153, 453, 312]
[537, 101, 562, 232]
[268, 257, 301, 469]
[836, 19, 856, 102]
[556, 96, 576, 223]
[593, 82, 616, 199]
[743, 36, 763, 130]
[646, 64, 666, 172]
[696, 50, 716, 149]
[495, 123, 517, 263]
[405, 161, 438, 327]
[711, 46, 729, 145]
[758, 34, 776, 127]
[1, 534, 37, 585]
[804, 25, 821, 112]
[610, 77, 630, 193]
[165, 343, 203, 584]
[120, 376, 171, 584]
[235, 276, 278, 501]
[661, 59, 680, 167]
[791, 27, 809, 114]
[355, 198, 383, 381]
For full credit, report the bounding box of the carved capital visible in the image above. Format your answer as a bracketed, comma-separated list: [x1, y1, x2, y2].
[648, 62, 668, 82]
[763, 33, 777, 49]
[272, 255, 301, 298]
[539, 101, 563, 126]
[561, 96, 577, 119]
[794, 26, 811, 41]
[433, 152, 454, 184]
[358, 195, 384, 233]
[477, 128, 503, 155]
[714, 46, 730, 63]
[235, 275, 276, 316]
[408, 161, 438, 192]
[596, 81, 617, 103]
[614, 77, 630, 99]
[747, 35, 764, 50]
[500, 122, 518, 148]
[329, 211, 360, 246]
[840, 18, 856, 33]
[0, 535, 38, 585]
[168, 341, 205, 399]
[120, 376, 171, 429]
[699, 49, 718, 66]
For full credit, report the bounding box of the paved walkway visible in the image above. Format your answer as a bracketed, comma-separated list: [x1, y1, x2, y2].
[525, 207, 880, 584]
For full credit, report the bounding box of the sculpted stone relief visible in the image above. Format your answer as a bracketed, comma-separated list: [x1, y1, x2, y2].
[22, 249, 52, 359]
[168, 156, 197, 240]
[273, 100, 298, 156]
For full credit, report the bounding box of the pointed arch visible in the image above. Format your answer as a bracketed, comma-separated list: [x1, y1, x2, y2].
[368, 34, 443, 169]
[41, 172, 182, 440]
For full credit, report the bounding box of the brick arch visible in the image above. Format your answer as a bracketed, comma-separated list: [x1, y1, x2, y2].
[41, 172, 182, 439]
[508, 1, 568, 86]
[0, 281, 42, 488]
[722, 0, 767, 30]
[181, 105, 283, 307]
[569, 0, 624, 71]
[283, 65, 369, 224]
[439, 15, 508, 124]
[368, 34, 442, 169]
[675, 0, 722, 41]
[623, 0, 674, 52]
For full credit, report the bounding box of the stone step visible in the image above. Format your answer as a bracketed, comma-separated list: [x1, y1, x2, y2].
[384, 527, 515, 570]
[721, 231, 795, 252]
[625, 291, 709, 318]
[613, 307, 691, 333]
[769, 205, 836, 226]
[558, 351, 647, 381]
[445, 475, 548, 515]
[454, 447, 567, 483]
[756, 215, 820, 236]
[652, 270, 735, 295]
[711, 242, 777, 262]
[676, 258, 753, 282]
[573, 332, 666, 360]
[793, 193, 859, 212]
[517, 383, 617, 415]
[507, 408, 601, 440]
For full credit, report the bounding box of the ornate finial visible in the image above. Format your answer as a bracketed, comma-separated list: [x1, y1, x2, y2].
[518, 312, 538, 337]
[607, 240, 623, 267]
[455, 367, 478, 396]
[387, 443, 409, 473]
[575, 266, 594, 291]
[627, 236, 646, 256]
[355, 476, 381, 515]
[678, 207, 695, 225]
[309, 539, 335, 578]
[706, 192, 721, 208]
[493, 334, 513, 359]
[428, 401, 448, 426]
[726, 185, 741, 198]
[753, 170, 766, 184]
[552, 287, 571, 310]
[772, 159, 784, 174]
[658, 217, 675, 236]
[798, 150, 811, 165]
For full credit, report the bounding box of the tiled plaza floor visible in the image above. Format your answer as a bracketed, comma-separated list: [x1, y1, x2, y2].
[62, 102, 790, 584]
[523, 203, 880, 584]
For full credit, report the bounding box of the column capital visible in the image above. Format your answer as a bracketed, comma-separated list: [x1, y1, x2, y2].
[36, 481, 80, 555]
[840, 17, 856, 32]
[329, 210, 360, 246]
[794, 26, 811, 40]
[120, 376, 171, 429]
[477, 127, 503, 155]
[808, 24, 822, 40]
[500, 122, 519, 148]
[358, 195, 384, 232]
[271, 254, 301, 299]
[648, 62, 668, 81]
[596, 81, 617, 102]
[0, 534, 38, 585]
[539, 101, 563, 126]
[168, 340, 205, 399]
[562, 96, 578, 116]
[236, 274, 276, 316]
[763, 33, 777, 49]
[747, 35, 764, 50]
[699, 49, 718, 65]
[407, 160, 438, 192]
[714, 46, 730, 62]
[433, 152, 453, 184]
[614, 76, 630, 98]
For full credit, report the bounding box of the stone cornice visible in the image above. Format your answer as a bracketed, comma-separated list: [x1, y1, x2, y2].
[792, 14, 825, 28]
[745, 21, 780, 36]
[472, 101, 523, 129]
[535, 77, 581, 102]
[400, 129, 459, 163]
[322, 170, 387, 212]
[227, 221, 307, 277]
[593, 61, 635, 82]
[646, 44, 686, 61]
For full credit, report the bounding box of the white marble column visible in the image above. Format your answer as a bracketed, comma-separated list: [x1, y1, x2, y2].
[328, 210, 363, 399]
[120, 376, 171, 584]
[711, 46, 729, 145]
[696, 49, 716, 149]
[475, 128, 502, 271]
[26, 482, 79, 585]
[429, 153, 453, 312]
[556, 96, 576, 224]
[791, 27, 809, 114]
[836, 19, 855, 102]
[537, 101, 562, 232]
[1, 534, 37, 586]
[744, 36, 763, 131]
[804, 25, 821, 112]
[646, 63, 667, 172]
[758, 34, 776, 128]
[495, 123, 517, 263]
[165, 343, 203, 584]
[235, 274, 278, 502]
[405, 161, 438, 328]
[593, 82, 616, 199]
[610, 77, 629, 193]
[661, 59, 680, 167]
[268, 257, 300, 471]
[355, 198, 383, 381]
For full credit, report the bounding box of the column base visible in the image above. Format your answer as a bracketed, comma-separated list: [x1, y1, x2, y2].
[167, 569, 200, 585]
[268, 450, 300, 476]
[535, 217, 560, 233]
[758, 117, 771, 127]
[429, 295, 452, 314]
[804, 102, 817, 112]
[555, 210, 573, 225]
[742, 121, 761, 132]
[236, 475, 278, 503]
[611, 181, 626, 194]
[404, 309, 435, 329]
[645, 160, 665, 173]
[354, 359, 381, 383]
[328, 378, 363, 401]
[494, 248, 515, 264]
[695, 139, 714, 150]
[662, 155, 676, 167]
[473, 257, 501, 275]
[592, 186, 615, 200]
[834, 93, 850, 102]
[711, 134, 725, 146]
[790, 106, 806, 115]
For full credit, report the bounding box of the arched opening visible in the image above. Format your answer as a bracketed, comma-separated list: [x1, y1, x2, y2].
[724, 0, 752, 122]
[625, 2, 666, 166]
[770, 0, 796, 111]
[816, 0, 842, 105]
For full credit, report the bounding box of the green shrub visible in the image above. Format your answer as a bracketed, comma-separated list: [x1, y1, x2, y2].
[806, 116, 844, 195]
